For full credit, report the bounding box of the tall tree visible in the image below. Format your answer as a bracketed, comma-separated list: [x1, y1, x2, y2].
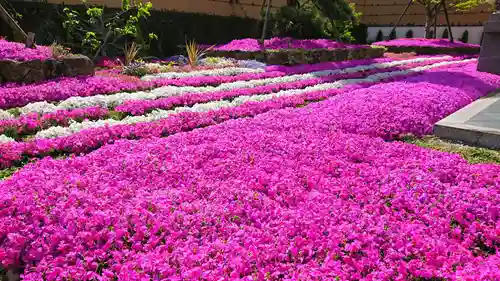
[414, 0, 488, 39]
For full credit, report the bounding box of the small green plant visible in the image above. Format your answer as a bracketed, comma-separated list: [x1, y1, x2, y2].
[389, 29, 397, 40]
[124, 42, 140, 66]
[405, 29, 414, 38]
[50, 43, 71, 59]
[376, 29, 384, 41]
[461, 30, 469, 43]
[442, 29, 449, 39]
[185, 40, 214, 67]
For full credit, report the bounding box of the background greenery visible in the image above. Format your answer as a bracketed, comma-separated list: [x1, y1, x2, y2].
[0, 1, 368, 57]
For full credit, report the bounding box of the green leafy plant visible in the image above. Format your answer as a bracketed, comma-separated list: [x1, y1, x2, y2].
[461, 30, 469, 43]
[185, 40, 214, 67]
[62, 0, 157, 60]
[442, 28, 449, 39]
[376, 29, 384, 41]
[389, 29, 397, 40]
[270, 0, 359, 42]
[405, 29, 414, 38]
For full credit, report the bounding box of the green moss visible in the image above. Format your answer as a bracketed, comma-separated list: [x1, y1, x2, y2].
[0, 167, 20, 180]
[405, 136, 500, 164]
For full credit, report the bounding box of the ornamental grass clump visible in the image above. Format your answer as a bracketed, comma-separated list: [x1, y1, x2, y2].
[185, 39, 214, 67]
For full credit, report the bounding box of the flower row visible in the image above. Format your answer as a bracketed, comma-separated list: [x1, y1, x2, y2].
[31, 58, 475, 140]
[141, 66, 265, 81]
[0, 57, 396, 109]
[12, 56, 455, 116]
[0, 57, 458, 140]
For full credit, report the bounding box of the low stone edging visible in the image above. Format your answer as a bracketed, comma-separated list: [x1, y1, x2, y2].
[0, 54, 95, 84]
[207, 47, 385, 65]
[382, 46, 480, 55]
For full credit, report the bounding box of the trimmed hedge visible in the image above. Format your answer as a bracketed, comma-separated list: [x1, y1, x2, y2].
[208, 47, 385, 65]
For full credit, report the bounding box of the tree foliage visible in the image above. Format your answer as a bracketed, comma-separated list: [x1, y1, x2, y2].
[270, 0, 359, 42]
[412, 0, 488, 38]
[62, 0, 157, 60]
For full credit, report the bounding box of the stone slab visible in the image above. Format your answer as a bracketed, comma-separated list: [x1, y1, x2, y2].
[434, 91, 500, 149]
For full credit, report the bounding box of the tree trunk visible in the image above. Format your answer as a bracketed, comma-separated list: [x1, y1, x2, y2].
[0, 3, 27, 42]
[496, 0, 500, 12]
[260, 0, 272, 50]
[424, 6, 433, 39]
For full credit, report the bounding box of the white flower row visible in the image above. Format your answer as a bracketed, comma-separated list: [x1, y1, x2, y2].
[141, 67, 265, 81]
[33, 58, 474, 139]
[18, 56, 453, 116]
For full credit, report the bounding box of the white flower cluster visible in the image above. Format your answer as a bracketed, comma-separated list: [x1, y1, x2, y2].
[33, 58, 473, 139]
[0, 134, 15, 144]
[17, 56, 454, 115]
[141, 67, 265, 81]
[236, 60, 267, 69]
[0, 110, 14, 120]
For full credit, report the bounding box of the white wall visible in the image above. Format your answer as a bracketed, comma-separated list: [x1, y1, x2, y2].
[367, 26, 484, 44]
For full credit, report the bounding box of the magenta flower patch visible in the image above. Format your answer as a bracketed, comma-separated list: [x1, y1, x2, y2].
[373, 38, 480, 48]
[213, 37, 369, 51]
[0, 39, 51, 61]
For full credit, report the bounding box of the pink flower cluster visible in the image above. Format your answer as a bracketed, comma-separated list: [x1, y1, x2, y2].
[302, 62, 500, 139]
[0, 39, 51, 61]
[1, 72, 499, 280]
[373, 38, 480, 49]
[213, 37, 368, 51]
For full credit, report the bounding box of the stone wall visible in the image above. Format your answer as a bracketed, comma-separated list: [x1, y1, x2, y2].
[0, 55, 95, 84]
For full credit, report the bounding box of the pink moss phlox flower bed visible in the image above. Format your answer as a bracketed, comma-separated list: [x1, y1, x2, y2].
[373, 38, 480, 48]
[305, 62, 500, 139]
[1, 81, 499, 280]
[212, 37, 368, 51]
[0, 39, 51, 61]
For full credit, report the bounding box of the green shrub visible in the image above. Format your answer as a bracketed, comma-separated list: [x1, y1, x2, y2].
[61, 0, 157, 60]
[461, 30, 469, 43]
[389, 29, 397, 40]
[270, 0, 359, 42]
[376, 29, 384, 41]
[442, 29, 449, 39]
[405, 29, 413, 38]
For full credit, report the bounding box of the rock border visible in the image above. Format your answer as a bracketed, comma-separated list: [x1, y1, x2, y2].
[0, 55, 95, 84]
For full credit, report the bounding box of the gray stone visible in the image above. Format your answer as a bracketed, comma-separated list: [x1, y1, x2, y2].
[434, 91, 500, 149]
[0, 55, 94, 84]
[477, 13, 500, 74]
